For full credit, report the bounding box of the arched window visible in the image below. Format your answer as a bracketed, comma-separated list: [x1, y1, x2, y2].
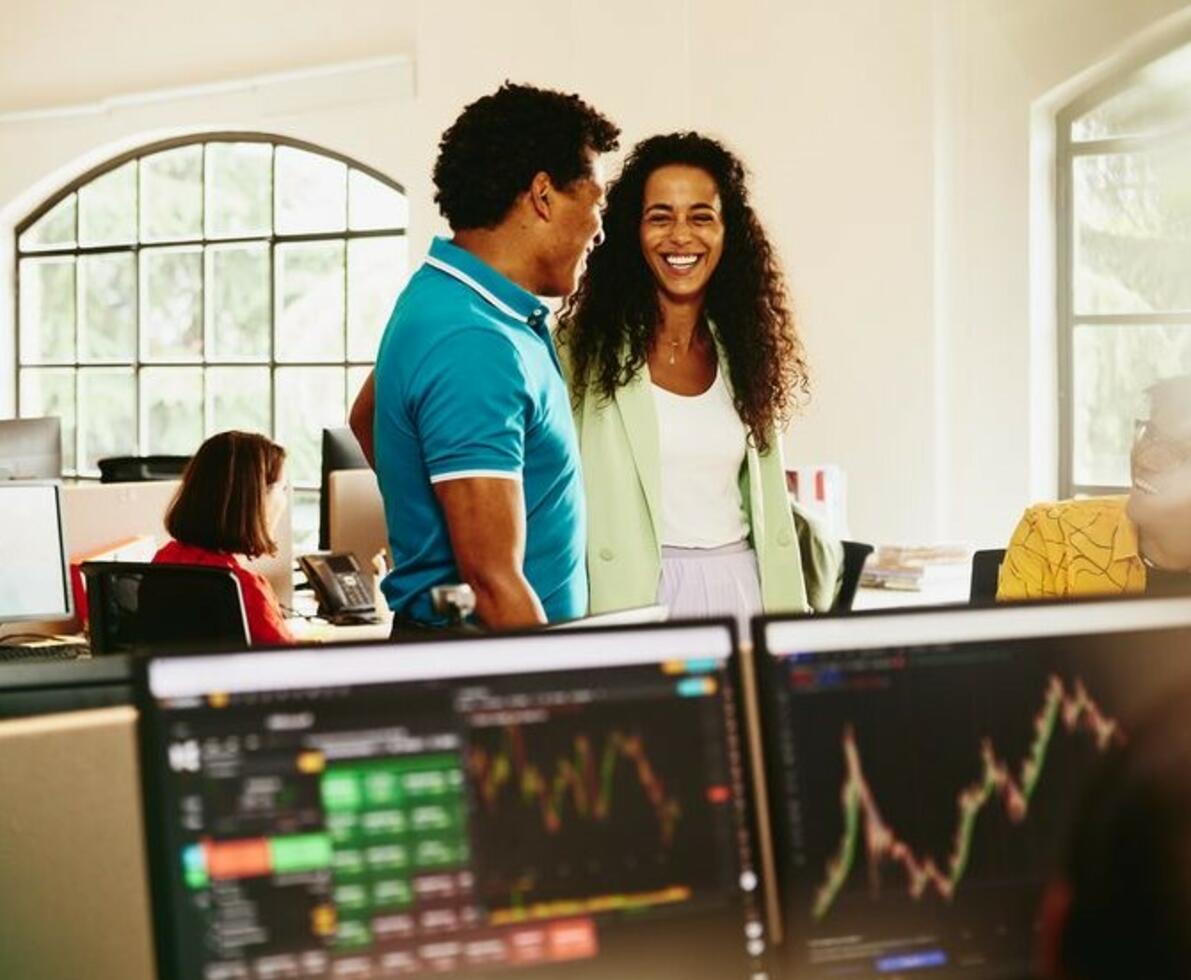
[1058, 38, 1191, 495]
[15, 134, 408, 542]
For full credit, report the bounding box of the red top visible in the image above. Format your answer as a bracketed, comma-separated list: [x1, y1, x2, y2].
[153, 540, 295, 646]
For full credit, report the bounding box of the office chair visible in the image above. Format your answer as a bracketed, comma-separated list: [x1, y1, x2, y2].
[81, 562, 250, 655]
[969, 548, 1007, 604]
[834, 540, 874, 612]
[96, 455, 190, 483]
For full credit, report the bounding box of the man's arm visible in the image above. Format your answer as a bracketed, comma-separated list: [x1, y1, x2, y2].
[348, 371, 377, 468]
[433, 476, 546, 628]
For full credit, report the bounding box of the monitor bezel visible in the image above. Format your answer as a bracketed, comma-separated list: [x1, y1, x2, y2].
[0, 479, 73, 626]
[753, 592, 1191, 658]
[134, 616, 785, 980]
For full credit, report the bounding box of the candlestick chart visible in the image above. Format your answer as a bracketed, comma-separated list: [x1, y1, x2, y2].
[811, 673, 1125, 920]
[469, 724, 683, 845]
[465, 695, 728, 912]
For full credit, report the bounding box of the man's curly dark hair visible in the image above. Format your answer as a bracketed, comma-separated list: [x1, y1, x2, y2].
[557, 132, 809, 453]
[433, 82, 620, 231]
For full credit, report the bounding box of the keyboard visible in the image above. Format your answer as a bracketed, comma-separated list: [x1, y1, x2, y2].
[0, 642, 88, 663]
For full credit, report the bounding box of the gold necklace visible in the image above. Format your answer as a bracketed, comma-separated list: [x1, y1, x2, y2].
[667, 338, 680, 366]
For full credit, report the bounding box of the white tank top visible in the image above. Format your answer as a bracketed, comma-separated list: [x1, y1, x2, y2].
[651, 368, 750, 548]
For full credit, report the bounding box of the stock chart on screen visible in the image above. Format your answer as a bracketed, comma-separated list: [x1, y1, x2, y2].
[757, 603, 1191, 979]
[139, 625, 770, 980]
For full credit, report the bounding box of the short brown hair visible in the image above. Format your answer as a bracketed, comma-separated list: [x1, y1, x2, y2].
[165, 431, 286, 558]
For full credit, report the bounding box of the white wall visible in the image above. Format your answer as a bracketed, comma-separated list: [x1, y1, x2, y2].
[686, 0, 937, 542]
[3, 0, 1190, 546]
[935, 0, 1191, 548]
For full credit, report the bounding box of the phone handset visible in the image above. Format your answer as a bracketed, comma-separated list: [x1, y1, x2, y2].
[298, 552, 378, 623]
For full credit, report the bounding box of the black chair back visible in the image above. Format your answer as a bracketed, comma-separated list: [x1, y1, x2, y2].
[96, 455, 190, 483]
[969, 548, 1007, 604]
[834, 540, 874, 612]
[81, 562, 249, 655]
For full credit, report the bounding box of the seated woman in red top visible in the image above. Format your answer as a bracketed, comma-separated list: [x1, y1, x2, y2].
[154, 430, 295, 646]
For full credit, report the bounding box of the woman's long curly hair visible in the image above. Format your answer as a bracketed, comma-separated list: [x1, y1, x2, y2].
[557, 132, 809, 452]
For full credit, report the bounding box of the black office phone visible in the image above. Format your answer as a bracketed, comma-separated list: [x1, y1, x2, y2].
[297, 552, 377, 623]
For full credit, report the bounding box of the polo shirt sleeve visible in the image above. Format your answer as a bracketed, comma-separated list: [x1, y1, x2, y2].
[413, 328, 529, 483]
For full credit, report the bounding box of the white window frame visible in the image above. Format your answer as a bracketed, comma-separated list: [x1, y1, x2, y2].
[1057, 30, 1191, 497]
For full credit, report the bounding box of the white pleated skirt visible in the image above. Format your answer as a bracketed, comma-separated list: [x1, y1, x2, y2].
[657, 539, 763, 630]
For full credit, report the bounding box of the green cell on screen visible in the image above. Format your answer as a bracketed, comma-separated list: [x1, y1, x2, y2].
[332, 848, 366, 877]
[321, 771, 362, 811]
[326, 810, 360, 845]
[410, 803, 456, 832]
[361, 808, 406, 838]
[333, 882, 370, 912]
[335, 917, 372, 950]
[365, 843, 409, 872]
[270, 833, 332, 874]
[363, 769, 403, 807]
[414, 837, 465, 869]
[405, 767, 466, 799]
[372, 876, 413, 909]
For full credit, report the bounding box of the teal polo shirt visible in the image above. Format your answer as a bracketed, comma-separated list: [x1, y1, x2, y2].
[373, 237, 587, 624]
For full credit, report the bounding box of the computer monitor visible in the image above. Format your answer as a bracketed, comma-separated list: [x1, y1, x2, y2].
[320, 427, 369, 550]
[137, 621, 771, 980]
[752, 597, 1191, 979]
[0, 416, 62, 480]
[0, 481, 72, 625]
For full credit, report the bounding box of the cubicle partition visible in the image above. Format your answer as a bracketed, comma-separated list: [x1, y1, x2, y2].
[0, 705, 154, 980]
[54, 480, 295, 631]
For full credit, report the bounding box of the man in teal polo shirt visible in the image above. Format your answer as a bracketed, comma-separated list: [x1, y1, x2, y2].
[352, 83, 619, 629]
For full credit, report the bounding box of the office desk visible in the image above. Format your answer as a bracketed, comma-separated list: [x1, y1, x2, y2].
[853, 576, 970, 611]
[287, 614, 393, 644]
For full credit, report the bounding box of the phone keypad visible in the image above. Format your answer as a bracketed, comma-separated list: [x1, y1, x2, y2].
[341, 574, 371, 609]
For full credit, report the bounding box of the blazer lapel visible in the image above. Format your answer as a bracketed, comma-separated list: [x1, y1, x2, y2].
[613, 366, 663, 548]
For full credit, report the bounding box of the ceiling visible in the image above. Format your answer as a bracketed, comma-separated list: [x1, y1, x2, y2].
[0, 0, 419, 114]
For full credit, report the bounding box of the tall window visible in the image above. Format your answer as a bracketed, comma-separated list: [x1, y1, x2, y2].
[1059, 39, 1191, 495]
[15, 134, 408, 543]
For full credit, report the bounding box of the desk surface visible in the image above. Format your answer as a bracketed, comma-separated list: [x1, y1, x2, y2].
[287, 615, 393, 644]
[852, 559, 972, 611]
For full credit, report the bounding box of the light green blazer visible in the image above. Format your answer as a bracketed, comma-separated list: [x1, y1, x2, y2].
[562, 338, 810, 616]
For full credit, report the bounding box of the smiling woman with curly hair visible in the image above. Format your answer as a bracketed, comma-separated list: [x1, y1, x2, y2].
[557, 132, 814, 624]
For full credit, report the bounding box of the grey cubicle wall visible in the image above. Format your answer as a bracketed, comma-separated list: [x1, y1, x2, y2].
[0, 706, 154, 980]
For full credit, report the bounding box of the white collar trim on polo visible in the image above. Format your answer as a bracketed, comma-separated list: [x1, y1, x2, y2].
[425, 254, 532, 324]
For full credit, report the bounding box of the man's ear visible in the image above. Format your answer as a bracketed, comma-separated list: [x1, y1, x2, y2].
[529, 171, 552, 221]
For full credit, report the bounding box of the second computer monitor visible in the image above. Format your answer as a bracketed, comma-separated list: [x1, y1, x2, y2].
[754, 598, 1191, 979]
[319, 427, 369, 550]
[0, 481, 72, 624]
[138, 620, 771, 980]
[0, 416, 61, 481]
